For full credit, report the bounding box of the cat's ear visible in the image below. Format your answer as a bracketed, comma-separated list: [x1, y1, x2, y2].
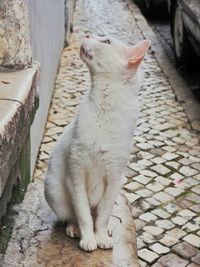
[127, 40, 151, 69]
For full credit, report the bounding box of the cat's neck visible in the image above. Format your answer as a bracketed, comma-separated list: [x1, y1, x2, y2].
[88, 72, 139, 100]
[86, 72, 140, 113]
[91, 72, 129, 85]
[89, 74, 121, 101]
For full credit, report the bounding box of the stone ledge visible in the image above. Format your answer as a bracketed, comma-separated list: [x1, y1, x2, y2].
[0, 63, 39, 218]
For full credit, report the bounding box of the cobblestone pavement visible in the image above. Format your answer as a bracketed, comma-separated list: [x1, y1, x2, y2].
[3, 0, 200, 266]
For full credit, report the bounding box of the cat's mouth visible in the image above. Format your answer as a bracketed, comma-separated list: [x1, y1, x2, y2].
[80, 44, 93, 60]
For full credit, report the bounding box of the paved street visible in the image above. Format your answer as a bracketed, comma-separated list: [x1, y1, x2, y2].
[2, 0, 200, 266]
[147, 12, 200, 102]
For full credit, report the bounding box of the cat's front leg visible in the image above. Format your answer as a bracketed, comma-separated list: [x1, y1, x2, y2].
[69, 168, 97, 251]
[95, 174, 122, 249]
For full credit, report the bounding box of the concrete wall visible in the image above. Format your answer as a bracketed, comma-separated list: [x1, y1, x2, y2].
[0, 0, 32, 68]
[27, 0, 66, 173]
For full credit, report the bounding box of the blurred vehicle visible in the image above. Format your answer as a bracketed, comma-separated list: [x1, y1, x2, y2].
[168, 0, 200, 66]
[135, 0, 167, 16]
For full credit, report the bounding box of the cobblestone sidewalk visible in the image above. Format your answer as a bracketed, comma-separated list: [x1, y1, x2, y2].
[3, 0, 200, 266]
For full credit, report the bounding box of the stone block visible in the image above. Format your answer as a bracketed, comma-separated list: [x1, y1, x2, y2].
[143, 226, 164, 236]
[152, 264, 163, 267]
[138, 248, 159, 263]
[151, 164, 171, 176]
[153, 192, 173, 203]
[178, 209, 196, 219]
[172, 242, 199, 259]
[160, 234, 179, 247]
[0, 63, 39, 219]
[0, 0, 32, 68]
[162, 152, 179, 160]
[158, 253, 188, 267]
[172, 216, 188, 226]
[187, 264, 200, 267]
[139, 212, 158, 222]
[150, 243, 170, 254]
[155, 219, 175, 230]
[124, 192, 140, 203]
[152, 208, 170, 218]
[140, 232, 156, 244]
[135, 219, 147, 231]
[164, 203, 181, 213]
[167, 228, 186, 239]
[146, 182, 164, 192]
[183, 234, 200, 248]
[191, 185, 200, 194]
[192, 253, 200, 265]
[136, 189, 153, 197]
[124, 182, 142, 191]
[191, 204, 200, 213]
[164, 187, 184, 197]
[179, 166, 198, 176]
[134, 175, 152, 185]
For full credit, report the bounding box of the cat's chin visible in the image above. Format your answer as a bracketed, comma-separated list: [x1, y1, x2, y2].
[80, 45, 93, 61]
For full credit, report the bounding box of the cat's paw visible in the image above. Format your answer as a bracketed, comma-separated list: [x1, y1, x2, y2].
[95, 233, 113, 249]
[79, 237, 97, 252]
[66, 223, 80, 239]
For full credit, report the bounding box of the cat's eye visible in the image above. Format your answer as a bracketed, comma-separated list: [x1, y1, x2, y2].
[101, 39, 110, 45]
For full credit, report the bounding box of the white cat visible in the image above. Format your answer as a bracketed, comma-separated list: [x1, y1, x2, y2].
[44, 34, 150, 252]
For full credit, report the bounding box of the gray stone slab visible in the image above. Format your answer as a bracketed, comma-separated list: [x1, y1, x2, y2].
[0, 64, 39, 206]
[2, 182, 139, 267]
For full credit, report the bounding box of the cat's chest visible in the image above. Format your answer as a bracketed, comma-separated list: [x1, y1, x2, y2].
[78, 110, 134, 156]
[77, 90, 139, 153]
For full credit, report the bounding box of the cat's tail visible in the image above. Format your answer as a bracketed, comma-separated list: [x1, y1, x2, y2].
[44, 169, 75, 223]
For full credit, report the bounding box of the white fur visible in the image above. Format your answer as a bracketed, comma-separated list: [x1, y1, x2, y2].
[44, 34, 150, 251]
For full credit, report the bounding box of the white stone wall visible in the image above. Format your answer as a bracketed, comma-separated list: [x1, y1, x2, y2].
[27, 0, 66, 173]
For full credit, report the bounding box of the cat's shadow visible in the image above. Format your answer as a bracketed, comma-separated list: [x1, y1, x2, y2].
[35, 195, 139, 267]
[36, 207, 112, 267]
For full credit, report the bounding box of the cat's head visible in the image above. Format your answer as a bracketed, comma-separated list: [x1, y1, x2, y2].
[80, 34, 151, 78]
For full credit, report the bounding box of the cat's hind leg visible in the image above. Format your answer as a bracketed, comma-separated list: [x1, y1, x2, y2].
[66, 223, 80, 238]
[45, 172, 81, 239]
[44, 167, 76, 223]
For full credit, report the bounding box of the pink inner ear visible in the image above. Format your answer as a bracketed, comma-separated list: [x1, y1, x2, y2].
[127, 40, 151, 68]
[127, 40, 151, 60]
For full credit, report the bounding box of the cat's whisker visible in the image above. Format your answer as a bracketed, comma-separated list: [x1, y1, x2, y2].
[81, 45, 92, 60]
